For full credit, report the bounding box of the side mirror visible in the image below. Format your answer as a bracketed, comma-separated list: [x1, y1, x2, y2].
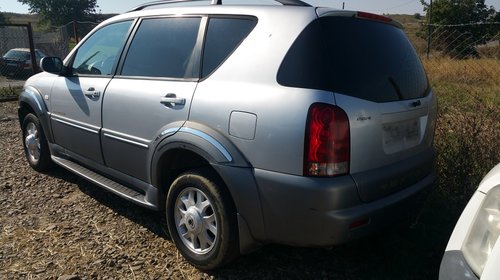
[40, 57, 64, 74]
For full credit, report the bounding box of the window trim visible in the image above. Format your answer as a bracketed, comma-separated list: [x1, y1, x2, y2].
[115, 15, 206, 82]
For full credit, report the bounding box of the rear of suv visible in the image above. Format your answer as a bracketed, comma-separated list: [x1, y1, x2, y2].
[18, 0, 437, 269]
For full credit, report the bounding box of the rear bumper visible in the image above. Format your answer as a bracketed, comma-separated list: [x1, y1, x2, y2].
[254, 152, 436, 246]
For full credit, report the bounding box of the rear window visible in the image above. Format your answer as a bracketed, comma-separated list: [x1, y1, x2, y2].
[4, 50, 30, 60]
[277, 17, 429, 102]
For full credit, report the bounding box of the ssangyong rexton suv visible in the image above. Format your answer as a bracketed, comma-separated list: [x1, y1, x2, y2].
[18, 0, 437, 269]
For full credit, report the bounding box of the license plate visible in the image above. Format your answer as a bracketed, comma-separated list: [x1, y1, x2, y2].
[382, 119, 420, 153]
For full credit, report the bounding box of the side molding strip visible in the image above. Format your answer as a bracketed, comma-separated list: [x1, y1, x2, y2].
[52, 117, 99, 134]
[104, 133, 149, 148]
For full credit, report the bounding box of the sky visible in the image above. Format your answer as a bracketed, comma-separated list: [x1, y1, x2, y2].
[1, 0, 500, 15]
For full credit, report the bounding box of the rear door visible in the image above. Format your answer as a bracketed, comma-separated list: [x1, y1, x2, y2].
[50, 21, 133, 164]
[101, 16, 203, 181]
[278, 12, 437, 201]
[319, 14, 437, 201]
[317, 14, 434, 171]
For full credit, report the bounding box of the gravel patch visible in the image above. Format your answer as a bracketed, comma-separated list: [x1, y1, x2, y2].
[1, 101, 444, 279]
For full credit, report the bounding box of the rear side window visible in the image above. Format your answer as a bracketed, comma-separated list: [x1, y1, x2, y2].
[121, 17, 201, 79]
[202, 17, 256, 78]
[278, 17, 429, 102]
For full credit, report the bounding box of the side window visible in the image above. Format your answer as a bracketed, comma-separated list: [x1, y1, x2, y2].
[202, 17, 256, 78]
[121, 17, 201, 79]
[72, 21, 132, 76]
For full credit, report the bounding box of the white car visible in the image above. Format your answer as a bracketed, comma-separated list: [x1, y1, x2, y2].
[440, 163, 500, 280]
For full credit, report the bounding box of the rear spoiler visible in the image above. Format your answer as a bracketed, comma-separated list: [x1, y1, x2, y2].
[316, 8, 404, 29]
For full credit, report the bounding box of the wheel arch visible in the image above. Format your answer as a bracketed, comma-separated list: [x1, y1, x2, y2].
[151, 122, 251, 189]
[18, 86, 53, 143]
[151, 123, 265, 254]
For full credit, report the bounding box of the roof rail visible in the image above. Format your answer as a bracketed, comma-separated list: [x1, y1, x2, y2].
[129, 0, 311, 12]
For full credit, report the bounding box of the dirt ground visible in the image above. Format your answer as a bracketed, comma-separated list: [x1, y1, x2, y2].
[0, 100, 447, 279]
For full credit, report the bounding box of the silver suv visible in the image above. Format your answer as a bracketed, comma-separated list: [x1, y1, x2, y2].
[18, 0, 437, 269]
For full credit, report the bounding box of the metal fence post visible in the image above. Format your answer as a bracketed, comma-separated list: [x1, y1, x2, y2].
[27, 22, 38, 74]
[426, 0, 433, 58]
[73, 20, 79, 44]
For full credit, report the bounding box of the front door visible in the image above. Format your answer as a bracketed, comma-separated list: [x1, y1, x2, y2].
[50, 21, 134, 164]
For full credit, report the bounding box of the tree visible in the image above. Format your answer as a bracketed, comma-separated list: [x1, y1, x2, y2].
[0, 8, 7, 24]
[18, 0, 98, 26]
[420, 0, 498, 58]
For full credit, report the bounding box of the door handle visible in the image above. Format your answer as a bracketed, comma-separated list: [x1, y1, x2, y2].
[409, 100, 422, 108]
[160, 93, 186, 107]
[84, 87, 100, 98]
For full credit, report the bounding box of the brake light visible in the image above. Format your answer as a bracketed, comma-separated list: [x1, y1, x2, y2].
[304, 103, 350, 177]
[356, 11, 392, 23]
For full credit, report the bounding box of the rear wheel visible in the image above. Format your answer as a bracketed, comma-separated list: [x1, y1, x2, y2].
[22, 113, 53, 171]
[165, 168, 239, 269]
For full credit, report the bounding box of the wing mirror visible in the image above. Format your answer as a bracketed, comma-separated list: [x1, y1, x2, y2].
[40, 57, 65, 75]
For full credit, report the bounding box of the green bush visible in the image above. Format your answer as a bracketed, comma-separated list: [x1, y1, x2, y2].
[0, 86, 22, 98]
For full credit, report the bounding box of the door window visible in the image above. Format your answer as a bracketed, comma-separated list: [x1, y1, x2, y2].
[121, 17, 201, 79]
[72, 21, 133, 76]
[202, 17, 256, 78]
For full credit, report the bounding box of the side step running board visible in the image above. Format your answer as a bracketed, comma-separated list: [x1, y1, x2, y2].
[52, 156, 158, 210]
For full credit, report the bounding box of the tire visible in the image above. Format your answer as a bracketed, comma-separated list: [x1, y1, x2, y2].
[22, 113, 53, 172]
[165, 168, 239, 270]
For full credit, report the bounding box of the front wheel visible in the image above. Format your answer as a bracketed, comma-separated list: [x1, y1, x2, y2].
[166, 168, 239, 270]
[22, 113, 53, 171]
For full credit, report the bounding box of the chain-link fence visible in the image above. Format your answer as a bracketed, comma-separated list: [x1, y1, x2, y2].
[426, 22, 499, 59]
[0, 23, 36, 89]
[416, 23, 500, 205]
[0, 21, 97, 91]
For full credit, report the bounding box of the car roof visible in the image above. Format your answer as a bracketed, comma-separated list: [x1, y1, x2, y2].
[9, 48, 31, 52]
[8, 48, 42, 52]
[128, 0, 311, 11]
[104, 4, 318, 24]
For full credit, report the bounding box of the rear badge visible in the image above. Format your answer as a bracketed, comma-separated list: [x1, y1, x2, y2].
[357, 116, 371, 121]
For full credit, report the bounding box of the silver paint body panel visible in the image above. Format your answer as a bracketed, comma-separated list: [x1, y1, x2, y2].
[19, 5, 437, 249]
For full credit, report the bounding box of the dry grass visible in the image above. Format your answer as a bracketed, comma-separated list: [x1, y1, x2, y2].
[423, 58, 500, 88]
[424, 57, 500, 208]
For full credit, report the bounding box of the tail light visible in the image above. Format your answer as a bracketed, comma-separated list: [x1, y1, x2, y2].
[304, 103, 350, 177]
[356, 12, 393, 23]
